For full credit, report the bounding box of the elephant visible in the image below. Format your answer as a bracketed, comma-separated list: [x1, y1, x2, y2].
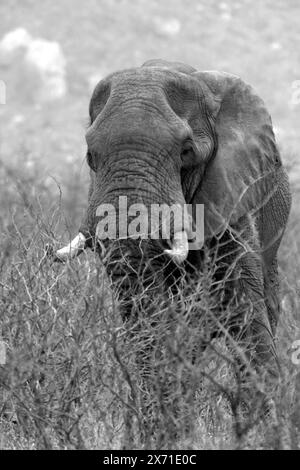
[53, 59, 291, 441]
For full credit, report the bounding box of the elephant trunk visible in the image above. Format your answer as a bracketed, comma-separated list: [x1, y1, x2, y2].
[54, 207, 191, 265]
[54, 150, 193, 265]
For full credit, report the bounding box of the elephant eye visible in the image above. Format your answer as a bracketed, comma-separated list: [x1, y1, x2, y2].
[180, 142, 196, 167]
[181, 147, 193, 157]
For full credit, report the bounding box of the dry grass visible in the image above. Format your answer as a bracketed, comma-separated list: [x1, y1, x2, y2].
[0, 160, 299, 450]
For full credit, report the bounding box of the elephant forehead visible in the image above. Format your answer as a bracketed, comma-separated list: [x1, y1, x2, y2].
[111, 68, 202, 106]
[90, 67, 201, 118]
[89, 69, 164, 125]
[109, 67, 180, 90]
[91, 68, 167, 105]
[87, 73, 194, 146]
[86, 110, 186, 152]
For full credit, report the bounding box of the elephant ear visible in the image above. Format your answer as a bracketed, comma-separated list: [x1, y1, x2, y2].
[142, 59, 197, 75]
[192, 71, 281, 237]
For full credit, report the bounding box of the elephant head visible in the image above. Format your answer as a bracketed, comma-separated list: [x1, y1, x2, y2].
[55, 59, 279, 300]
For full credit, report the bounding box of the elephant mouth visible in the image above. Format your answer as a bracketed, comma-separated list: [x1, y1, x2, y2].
[54, 228, 190, 265]
[53, 201, 205, 266]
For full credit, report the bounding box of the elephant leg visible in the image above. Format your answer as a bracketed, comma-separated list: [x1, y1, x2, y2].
[238, 255, 281, 428]
[133, 301, 198, 448]
[135, 334, 190, 448]
[237, 251, 279, 379]
[259, 167, 292, 336]
[216, 218, 281, 424]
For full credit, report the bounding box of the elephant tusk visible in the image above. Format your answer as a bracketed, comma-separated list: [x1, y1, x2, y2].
[55, 232, 86, 261]
[164, 230, 189, 264]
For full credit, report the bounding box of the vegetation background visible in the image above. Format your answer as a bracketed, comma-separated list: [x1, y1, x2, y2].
[0, 0, 299, 449]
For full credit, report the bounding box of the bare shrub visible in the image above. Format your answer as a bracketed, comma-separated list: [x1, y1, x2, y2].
[0, 162, 299, 449]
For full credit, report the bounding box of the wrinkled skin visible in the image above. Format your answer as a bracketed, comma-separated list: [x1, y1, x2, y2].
[55, 60, 291, 440]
